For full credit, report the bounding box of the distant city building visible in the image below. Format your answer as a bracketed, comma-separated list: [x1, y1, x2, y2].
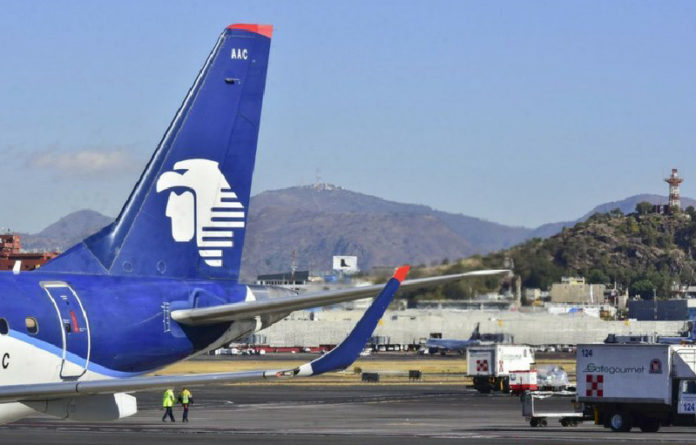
[671, 284, 696, 299]
[560, 276, 585, 285]
[524, 288, 542, 301]
[0, 234, 59, 271]
[256, 270, 310, 286]
[549, 276, 606, 304]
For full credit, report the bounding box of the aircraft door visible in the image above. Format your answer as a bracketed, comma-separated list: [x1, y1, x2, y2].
[40, 282, 91, 378]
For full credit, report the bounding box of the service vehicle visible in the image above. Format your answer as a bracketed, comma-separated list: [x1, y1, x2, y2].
[467, 344, 535, 393]
[509, 369, 538, 393]
[577, 343, 696, 432]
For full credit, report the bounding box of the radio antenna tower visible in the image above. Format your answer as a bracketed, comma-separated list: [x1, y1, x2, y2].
[665, 168, 684, 211]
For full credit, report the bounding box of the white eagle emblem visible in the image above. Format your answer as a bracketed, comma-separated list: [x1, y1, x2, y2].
[156, 159, 244, 267]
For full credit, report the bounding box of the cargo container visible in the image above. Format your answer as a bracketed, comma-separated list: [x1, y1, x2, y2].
[466, 345, 535, 393]
[509, 370, 538, 393]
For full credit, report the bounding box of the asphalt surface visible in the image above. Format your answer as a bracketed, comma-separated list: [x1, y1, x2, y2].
[2, 384, 696, 444]
[193, 350, 575, 361]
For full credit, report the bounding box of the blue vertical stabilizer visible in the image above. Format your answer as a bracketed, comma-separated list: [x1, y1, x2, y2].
[43, 25, 273, 281]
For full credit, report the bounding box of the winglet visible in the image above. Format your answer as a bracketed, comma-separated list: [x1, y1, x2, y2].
[393, 265, 410, 283]
[294, 265, 409, 376]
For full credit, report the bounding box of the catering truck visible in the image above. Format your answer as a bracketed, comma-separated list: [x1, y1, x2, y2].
[467, 345, 535, 393]
[577, 343, 696, 432]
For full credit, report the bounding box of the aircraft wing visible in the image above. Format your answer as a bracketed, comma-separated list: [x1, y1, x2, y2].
[171, 269, 511, 326]
[0, 266, 410, 404]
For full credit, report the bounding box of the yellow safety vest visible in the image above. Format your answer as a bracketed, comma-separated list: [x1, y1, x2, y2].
[180, 389, 192, 404]
[162, 389, 175, 407]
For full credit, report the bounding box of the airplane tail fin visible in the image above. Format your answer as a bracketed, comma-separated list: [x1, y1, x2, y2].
[43, 24, 272, 281]
[469, 322, 481, 341]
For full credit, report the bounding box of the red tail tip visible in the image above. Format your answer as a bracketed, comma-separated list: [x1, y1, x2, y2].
[227, 24, 273, 38]
[393, 265, 410, 283]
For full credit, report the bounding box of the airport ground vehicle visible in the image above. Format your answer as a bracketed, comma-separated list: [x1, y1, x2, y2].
[509, 369, 538, 393]
[522, 391, 583, 427]
[467, 345, 535, 393]
[576, 343, 696, 432]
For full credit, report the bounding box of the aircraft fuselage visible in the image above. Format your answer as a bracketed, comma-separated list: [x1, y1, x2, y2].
[0, 271, 290, 385]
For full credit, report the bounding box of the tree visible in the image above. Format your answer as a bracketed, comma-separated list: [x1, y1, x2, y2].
[609, 208, 624, 218]
[635, 201, 653, 215]
[587, 269, 609, 284]
[686, 206, 696, 220]
[630, 279, 655, 299]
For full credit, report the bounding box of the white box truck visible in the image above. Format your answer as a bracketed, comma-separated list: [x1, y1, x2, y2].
[576, 343, 696, 432]
[467, 345, 535, 393]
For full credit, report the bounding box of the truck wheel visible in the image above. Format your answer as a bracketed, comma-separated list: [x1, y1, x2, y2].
[530, 418, 539, 427]
[609, 412, 632, 432]
[502, 377, 510, 394]
[560, 418, 578, 427]
[639, 418, 660, 433]
[473, 377, 491, 394]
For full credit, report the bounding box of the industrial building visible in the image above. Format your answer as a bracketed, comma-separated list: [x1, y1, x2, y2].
[256, 270, 310, 286]
[0, 234, 58, 271]
[627, 299, 696, 321]
[549, 276, 606, 304]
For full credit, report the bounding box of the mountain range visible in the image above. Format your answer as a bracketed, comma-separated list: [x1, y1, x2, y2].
[12, 185, 691, 280]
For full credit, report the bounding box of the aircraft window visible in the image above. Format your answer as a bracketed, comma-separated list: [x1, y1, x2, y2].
[0, 318, 8, 335]
[25, 317, 38, 335]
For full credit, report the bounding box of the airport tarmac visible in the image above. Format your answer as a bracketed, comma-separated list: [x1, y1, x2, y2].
[2, 384, 696, 444]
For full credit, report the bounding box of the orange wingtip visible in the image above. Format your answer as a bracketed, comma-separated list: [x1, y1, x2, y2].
[393, 265, 410, 283]
[227, 24, 273, 38]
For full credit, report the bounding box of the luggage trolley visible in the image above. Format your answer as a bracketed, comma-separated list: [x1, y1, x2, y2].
[521, 391, 586, 427]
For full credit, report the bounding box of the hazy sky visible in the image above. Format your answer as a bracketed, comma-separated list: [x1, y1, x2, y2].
[1, 1, 695, 232]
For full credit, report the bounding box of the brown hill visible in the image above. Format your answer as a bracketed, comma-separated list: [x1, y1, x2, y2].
[483, 208, 696, 297]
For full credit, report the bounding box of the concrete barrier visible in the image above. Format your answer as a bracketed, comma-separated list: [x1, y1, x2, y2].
[361, 372, 380, 383]
[258, 309, 685, 347]
[409, 370, 422, 381]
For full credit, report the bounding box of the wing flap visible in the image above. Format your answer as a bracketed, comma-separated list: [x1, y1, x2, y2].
[171, 269, 510, 326]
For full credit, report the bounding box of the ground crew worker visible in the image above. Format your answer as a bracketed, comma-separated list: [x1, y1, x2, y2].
[179, 387, 193, 422]
[162, 388, 176, 422]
